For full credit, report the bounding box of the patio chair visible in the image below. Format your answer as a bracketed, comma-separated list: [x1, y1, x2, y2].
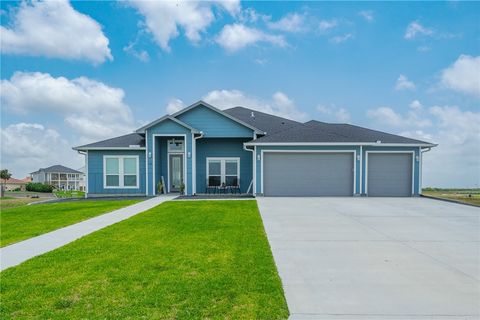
[228, 177, 240, 194]
[206, 177, 220, 194]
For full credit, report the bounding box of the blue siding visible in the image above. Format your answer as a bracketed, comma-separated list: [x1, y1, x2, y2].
[362, 146, 421, 195]
[146, 118, 193, 196]
[255, 146, 361, 195]
[87, 150, 146, 196]
[196, 138, 253, 194]
[177, 104, 254, 138]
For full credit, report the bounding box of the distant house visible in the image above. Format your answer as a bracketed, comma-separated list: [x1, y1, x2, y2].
[30, 165, 83, 191]
[3, 177, 30, 191]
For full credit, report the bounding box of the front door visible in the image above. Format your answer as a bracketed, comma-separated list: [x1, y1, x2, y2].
[169, 154, 184, 192]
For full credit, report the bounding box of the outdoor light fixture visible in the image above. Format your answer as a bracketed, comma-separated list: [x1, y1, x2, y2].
[357, 155, 360, 161]
[257, 154, 261, 161]
[148, 152, 152, 158]
[187, 152, 191, 158]
[416, 155, 419, 161]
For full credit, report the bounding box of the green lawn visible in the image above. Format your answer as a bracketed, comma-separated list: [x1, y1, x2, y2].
[0, 197, 42, 210]
[0, 200, 289, 319]
[422, 188, 480, 206]
[0, 200, 140, 247]
[54, 190, 86, 198]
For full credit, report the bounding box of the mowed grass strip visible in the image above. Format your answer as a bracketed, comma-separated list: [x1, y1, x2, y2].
[0, 200, 140, 247]
[0, 200, 289, 319]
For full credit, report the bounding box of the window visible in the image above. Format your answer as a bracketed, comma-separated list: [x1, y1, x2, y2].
[104, 156, 139, 188]
[168, 139, 184, 152]
[206, 158, 240, 187]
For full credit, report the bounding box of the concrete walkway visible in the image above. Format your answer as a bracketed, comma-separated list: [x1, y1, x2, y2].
[1, 196, 174, 271]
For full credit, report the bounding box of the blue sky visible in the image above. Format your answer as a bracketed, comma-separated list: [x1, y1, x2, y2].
[1, 1, 479, 187]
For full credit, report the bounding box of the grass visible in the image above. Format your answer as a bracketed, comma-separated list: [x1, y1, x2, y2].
[0, 197, 41, 210]
[0, 200, 140, 247]
[54, 190, 86, 198]
[0, 200, 289, 319]
[422, 188, 480, 206]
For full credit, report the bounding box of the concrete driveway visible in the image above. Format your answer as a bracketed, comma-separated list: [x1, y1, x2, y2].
[257, 197, 480, 320]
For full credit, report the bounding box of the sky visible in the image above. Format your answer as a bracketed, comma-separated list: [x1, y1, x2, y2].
[1, 0, 479, 188]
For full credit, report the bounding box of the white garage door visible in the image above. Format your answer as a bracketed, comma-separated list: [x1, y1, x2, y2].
[263, 152, 354, 196]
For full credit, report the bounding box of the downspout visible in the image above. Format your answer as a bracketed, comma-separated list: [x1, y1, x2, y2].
[420, 147, 432, 194]
[193, 132, 204, 195]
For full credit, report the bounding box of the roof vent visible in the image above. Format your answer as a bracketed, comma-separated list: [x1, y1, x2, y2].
[376, 140, 381, 144]
[250, 111, 255, 119]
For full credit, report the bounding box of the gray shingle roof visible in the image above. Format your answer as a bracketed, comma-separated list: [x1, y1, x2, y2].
[73, 133, 145, 150]
[224, 107, 301, 135]
[32, 165, 82, 174]
[247, 120, 433, 145]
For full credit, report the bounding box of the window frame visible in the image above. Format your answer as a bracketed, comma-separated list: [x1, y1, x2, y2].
[206, 157, 240, 186]
[103, 155, 140, 189]
[167, 139, 185, 153]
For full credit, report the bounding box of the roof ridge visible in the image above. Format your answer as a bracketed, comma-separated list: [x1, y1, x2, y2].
[224, 106, 301, 124]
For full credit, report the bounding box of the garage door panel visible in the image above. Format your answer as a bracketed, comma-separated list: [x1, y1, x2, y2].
[263, 152, 353, 196]
[367, 153, 412, 197]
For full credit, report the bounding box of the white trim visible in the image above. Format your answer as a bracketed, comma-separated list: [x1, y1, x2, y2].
[136, 115, 200, 134]
[170, 100, 265, 134]
[152, 134, 187, 195]
[245, 142, 436, 147]
[74, 147, 146, 151]
[192, 133, 196, 195]
[145, 129, 149, 196]
[253, 146, 257, 194]
[359, 146, 363, 194]
[419, 146, 423, 193]
[85, 150, 89, 196]
[103, 155, 140, 189]
[206, 157, 240, 186]
[364, 151, 415, 196]
[260, 150, 356, 195]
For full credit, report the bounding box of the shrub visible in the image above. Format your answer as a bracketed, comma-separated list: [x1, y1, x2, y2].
[26, 182, 54, 193]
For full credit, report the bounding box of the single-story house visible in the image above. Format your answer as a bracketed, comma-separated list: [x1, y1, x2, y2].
[73, 100, 436, 198]
[31, 165, 84, 191]
[3, 177, 31, 191]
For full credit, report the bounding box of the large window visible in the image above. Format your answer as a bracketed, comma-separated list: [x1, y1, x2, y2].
[104, 156, 139, 188]
[168, 139, 184, 152]
[206, 158, 240, 187]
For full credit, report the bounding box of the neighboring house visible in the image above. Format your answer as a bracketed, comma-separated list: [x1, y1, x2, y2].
[3, 177, 30, 191]
[30, 165, 83, 190]
[73, 101, 436, 198]
[77, 166, 86, 191]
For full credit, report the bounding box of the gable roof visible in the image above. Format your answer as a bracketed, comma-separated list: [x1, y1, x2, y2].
[31, 165, 82, 174]
[73, 133, 145, 150]
[224, 107, 301, 135]
[171, 101, 265, 134]
[245, 120, 435, 146]
[135, 115, 200, 134]
[5, 177, 28, 184]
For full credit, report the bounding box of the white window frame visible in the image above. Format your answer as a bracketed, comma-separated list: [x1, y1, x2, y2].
[206, 157, 240, 186]
[103, 155, 140, 189]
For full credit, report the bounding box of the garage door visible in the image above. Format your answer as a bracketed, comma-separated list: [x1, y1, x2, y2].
[263, 152, 354, 196]
[367, 153, 412, 197]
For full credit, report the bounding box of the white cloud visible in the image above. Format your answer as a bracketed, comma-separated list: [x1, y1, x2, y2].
[417, 45, 431, 52]
[202, 89, 308, 121]
[0, 123, 82, 178]
[267, 13, 305, 33]
[358, 10, 374, 22]
[216, 24, 286, 52]
[0, 0, 112, 64]
[395, 74, 416, 91]
[1, 72, 135, 142]
[318, 19, 338, 32]
[440, 55, 480, 97]
[410, 100, 423, 110]
[166, 98, 185, 114]
[404, 21, 434, 40]
[330, 33, 353, 44]
[129, 0, 240, 51]
[367, 104, 479, 188]
[317, 104, 351, 123]
[123, 42, 150, 62]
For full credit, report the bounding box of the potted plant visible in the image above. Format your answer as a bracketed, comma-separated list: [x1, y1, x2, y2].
[157, 181, 164, 194]
[180, 182, 185, 195]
